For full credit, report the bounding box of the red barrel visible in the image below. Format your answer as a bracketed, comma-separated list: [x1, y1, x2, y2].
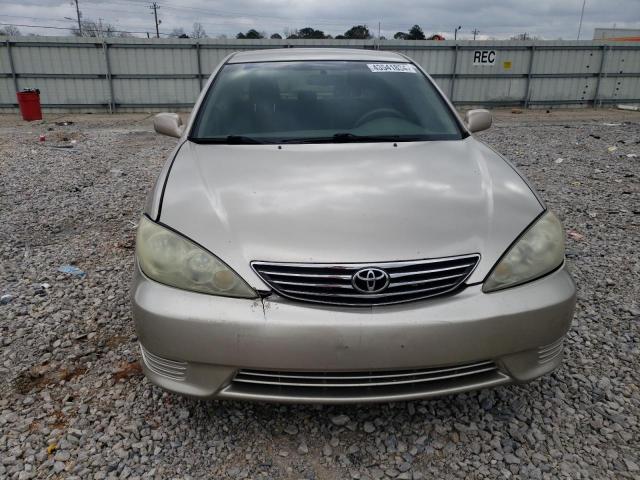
[16, 89, 42, 121]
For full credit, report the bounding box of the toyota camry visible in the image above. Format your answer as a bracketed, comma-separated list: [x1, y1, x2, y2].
[131, 48, 576, 403]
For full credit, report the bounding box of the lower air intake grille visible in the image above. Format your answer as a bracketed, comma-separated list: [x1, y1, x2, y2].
[252, 254, 480, 306]
[226, 361, 506, 401]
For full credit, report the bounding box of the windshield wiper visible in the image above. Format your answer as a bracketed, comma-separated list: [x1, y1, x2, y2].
[192, 135, 266, 144]
[280, 133, 423, 144]
[332, 133, 403, 142]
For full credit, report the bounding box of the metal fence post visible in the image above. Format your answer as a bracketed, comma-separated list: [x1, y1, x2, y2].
[5, 40, 19, 99]
[450, 44, 459, 103]
[524, 45, 536, 108]
[196, 42, 203, 90]
[593, 44, 608, 108]
[102, 41, 115, 113]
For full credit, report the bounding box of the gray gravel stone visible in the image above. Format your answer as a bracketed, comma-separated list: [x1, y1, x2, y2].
[330, 414, 350, 426]
[363, 421, 376, 433]
[0, 110, 638, 479]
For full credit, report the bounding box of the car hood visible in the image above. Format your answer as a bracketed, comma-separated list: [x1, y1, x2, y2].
[159, 138, 543, 288]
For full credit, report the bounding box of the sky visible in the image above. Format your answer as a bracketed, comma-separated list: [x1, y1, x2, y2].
[1, 0, 639, 40]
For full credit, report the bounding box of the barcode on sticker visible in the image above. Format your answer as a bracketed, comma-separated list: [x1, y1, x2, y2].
[367, 64, 417, 73]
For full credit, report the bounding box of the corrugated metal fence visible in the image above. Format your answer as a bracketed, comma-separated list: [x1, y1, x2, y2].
[2, 37, 640, 112]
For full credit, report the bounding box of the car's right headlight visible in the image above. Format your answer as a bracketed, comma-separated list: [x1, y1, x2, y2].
[136, 215, 257, 298]
[483, 211, 565, 292]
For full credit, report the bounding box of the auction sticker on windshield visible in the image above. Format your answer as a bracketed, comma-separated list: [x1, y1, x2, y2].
[367, 64, 417, 73]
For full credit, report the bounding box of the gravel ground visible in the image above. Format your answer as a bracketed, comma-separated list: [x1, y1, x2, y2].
[1, 109, 639, 479]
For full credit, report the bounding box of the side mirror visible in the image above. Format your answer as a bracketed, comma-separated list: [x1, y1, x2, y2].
[154, 113, 184, 138]
[464, 109, 492, 133]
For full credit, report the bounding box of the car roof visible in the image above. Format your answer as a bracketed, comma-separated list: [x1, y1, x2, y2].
[226, 48, 410, 64]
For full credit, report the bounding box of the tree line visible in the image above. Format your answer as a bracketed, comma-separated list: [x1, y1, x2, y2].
[0, 22, 448, 41]
[237, 24, 445, 40]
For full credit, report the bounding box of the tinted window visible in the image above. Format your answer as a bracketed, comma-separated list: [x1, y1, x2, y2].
[191, 61, 464, 143]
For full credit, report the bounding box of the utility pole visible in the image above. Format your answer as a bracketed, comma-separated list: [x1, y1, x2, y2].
[454, 25, 462, 41]
[73, 0, 82, 36]
[577, 0, 586, 40]
[472, 28, 479, 40]
[150, 2, 160, 38]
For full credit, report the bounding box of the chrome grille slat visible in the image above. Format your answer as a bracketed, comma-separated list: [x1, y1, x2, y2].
[389, 263, 475, 278]
[284, 281, 459, 299]
[252, 254, 480, 306]
[238, 360, 494, 380]
[229, 360, 503, 398]
[270, 280, 353, 289]
[388, 273, 466, 288]
[259, 271, 353, 280]
[233, 366, 498, 388]
[255, 254, 479, 270]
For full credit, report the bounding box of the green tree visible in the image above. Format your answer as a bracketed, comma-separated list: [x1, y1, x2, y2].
[394, 25, 426, 40]
[297, 27, 330, 39]
[408, 25, 426, 40]
[270, 33, 283, 39]
[343, 25, 372, 39]
[237, 29, 264, 39]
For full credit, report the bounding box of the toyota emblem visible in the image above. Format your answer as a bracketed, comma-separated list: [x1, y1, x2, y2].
[352, 268, 390, 294]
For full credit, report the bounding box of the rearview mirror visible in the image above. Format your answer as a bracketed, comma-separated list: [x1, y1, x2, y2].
[154, 113, 184, 138]
[464, 109, 492, 133]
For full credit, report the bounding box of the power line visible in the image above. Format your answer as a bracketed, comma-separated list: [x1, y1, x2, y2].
[0, 22, 169, 36]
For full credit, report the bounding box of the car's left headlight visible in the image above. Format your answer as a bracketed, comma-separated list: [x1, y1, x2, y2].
[483, 211, 565, 292]
[136, 215, 257, 298]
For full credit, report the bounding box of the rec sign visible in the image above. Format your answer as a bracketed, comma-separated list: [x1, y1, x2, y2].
[473, 50, 497, 66]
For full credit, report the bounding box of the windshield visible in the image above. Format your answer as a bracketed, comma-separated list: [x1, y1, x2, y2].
[190, 61, 465, 144]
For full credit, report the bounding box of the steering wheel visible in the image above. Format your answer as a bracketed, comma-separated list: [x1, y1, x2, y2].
[354, 108, 404, 128]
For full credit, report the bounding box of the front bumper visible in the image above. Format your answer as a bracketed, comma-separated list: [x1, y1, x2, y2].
[131, 264, 576, 403]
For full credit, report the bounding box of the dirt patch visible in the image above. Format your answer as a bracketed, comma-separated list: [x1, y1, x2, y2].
[113, 361, 143, 382]
[12, 364, 87, 395]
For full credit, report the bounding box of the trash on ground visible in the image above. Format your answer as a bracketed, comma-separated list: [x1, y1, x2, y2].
[627, 153, 638, 158]
[58, 265, 86, 277]
[555, 158, 564, 164]
[608, 146, 618, 153]
[55, 121, 75, 126]
[617, 104, 640, 112]
[568, 230, 585, 241]
[603, 123, 622, 126]
[39, 134, 45, 142]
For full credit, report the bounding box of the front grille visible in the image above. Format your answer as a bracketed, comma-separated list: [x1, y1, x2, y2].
[252, 254, 480, 306]
[226, 361, 507, 401]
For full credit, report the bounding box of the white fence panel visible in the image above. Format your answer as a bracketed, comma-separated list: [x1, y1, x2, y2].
[1, 37, 639, 112]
